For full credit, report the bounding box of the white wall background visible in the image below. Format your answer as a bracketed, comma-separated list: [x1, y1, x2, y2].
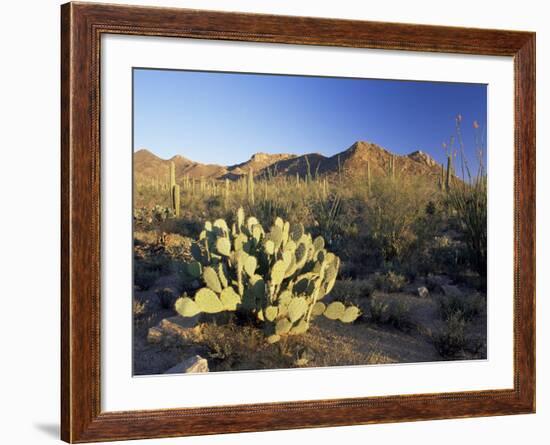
[0, 0, 546, 444]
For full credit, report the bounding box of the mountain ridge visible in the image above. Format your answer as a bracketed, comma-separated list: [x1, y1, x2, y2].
[134, 141, 442, 183]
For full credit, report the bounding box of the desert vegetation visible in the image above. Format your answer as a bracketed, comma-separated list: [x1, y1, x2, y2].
[133, 118, 487, 375]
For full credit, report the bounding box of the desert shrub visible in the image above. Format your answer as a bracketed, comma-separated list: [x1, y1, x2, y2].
[249, 198, 294, 229]
[429, 236, 462, 271]
[368, 297, 413, 332]
[133, 299, 147, 317]
[433, 310, 466, 358]
[373, 271, 407, 293]
[133, 263, 161, 290]
[331, 279, 373, 301]
[174, 208, 360, 343]
[363, 176, 433, 265]
[133, 205, 174, 232]
[198, 322, 294, 371]
[310, 195, 359, 253]
[163, 217, 203, 238]
[386, 300, 414, 332]
[425, 200, 437, 216]
[134, 255, 171, 290]
[438, 292, 485, 322]
[205, 195, 224, 213]
[156, 288, 178, 309]
[368, 297, 389, 324]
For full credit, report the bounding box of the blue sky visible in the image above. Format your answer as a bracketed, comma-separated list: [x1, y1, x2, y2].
[133, 68, 487, 171]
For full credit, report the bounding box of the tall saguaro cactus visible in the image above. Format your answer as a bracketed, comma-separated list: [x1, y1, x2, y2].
[172, 184, 180, 217]
[168, 161, 179, 217]
[388, 155, 396, 180]
[247, 168, 255, 205]
[169, 161, 176, 189]
[224, 178, 230, 209]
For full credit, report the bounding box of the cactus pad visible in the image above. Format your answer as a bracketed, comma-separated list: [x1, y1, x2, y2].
[244, 256, 257, 276]
[264, 240, 275, 255]
[290, 223, 304, 242]
[203, 267, 222, 293]
[186, 261, 202, 278]
[275, 318, 292, 335]
[340, 306, 360, 323]
[195, 288, 224, 313]
[265, 305, 278, 321]
[266, 335, 281, 344]
[288, 297, 308, 323]
[175, 297, 200, 317]
[324, 301, 346, 320]
[270, 260, 287, 285]
[216, 237, 231, 256]
[311, 302, 326, 316]
[220, 287, 240, 311]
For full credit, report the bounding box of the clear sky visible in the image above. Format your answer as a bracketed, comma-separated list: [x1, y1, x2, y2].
[133, 68, 487, 170]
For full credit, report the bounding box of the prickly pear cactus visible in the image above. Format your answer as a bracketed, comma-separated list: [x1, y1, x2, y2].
[175, 208, 360, 342]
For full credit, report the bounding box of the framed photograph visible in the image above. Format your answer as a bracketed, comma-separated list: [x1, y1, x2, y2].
[61, 2, 535, 442]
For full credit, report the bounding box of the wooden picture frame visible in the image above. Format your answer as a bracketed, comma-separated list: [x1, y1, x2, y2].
[61, 2, 535, 442]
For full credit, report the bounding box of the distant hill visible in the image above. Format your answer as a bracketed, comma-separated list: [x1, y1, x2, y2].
[134, 149, 226, 183]
[133, 141, 443, 184]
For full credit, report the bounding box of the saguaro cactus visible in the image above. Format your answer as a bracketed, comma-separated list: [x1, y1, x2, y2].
[175, 208, 360, 343]
[171, 184, 180, 217]
[387, 155, 396, 180]
[168, 161, 179, 216]
[169, 161, 176, 189]
[247, 169, 255, 205]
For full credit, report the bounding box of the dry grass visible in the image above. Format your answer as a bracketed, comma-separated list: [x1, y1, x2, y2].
[183, 320, 397, 371]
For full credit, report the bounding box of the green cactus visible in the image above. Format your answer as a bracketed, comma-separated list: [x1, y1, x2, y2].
[175, 296, 200, 317]
[195, 288, 225, 313]
[169, 161, 176, 189]
[174, 207, 360, 342]
[324, 301, 345, 320]
[388, 155, 396, 180]
[247, 168, 255, 205]
[171, 184, 180, 217]
[203, 267, 222, 293]
[168, 162, 180, 217]
[224, 178, 230, 208]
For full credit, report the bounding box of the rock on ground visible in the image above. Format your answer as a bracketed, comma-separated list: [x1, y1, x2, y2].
[164, 355, 209, 374]
[417, 286, 430, 298]
[147, 315, 200, 344]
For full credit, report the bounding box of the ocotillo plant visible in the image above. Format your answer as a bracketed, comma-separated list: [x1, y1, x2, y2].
[175, 208, 360, 343]
[445, 154, 453, 192]
[304, 155, 312, 184]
